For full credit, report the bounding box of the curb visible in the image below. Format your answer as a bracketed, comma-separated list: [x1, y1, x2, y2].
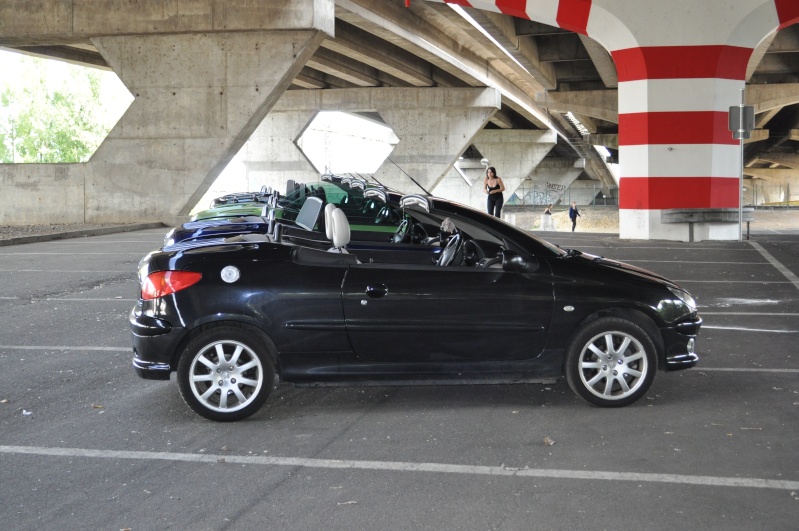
[0, 222, 167, 247]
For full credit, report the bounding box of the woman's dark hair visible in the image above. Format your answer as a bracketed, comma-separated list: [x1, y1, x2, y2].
[486, 166, 497, 177]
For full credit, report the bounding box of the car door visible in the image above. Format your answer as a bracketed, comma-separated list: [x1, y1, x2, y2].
[342, 259, 553, 363]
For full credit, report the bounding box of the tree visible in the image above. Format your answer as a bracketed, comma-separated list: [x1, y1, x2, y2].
[0, 54, 121, 163]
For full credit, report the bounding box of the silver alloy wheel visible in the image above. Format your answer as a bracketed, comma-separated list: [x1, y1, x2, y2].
[188, 339, 264, 413]
[577, 330, 648, 400]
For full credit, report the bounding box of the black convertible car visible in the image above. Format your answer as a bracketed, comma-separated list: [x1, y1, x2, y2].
[131, 195, 701, 421]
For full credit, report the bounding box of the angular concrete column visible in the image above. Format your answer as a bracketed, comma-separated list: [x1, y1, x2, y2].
[432, 129, 556, 212]
[89, 31, 326, 223]
[523, 159, 584, 205]
[238, 109, 319, 194]
[261, 87, 500, 194]
[372, 88, 501, 193]
[0, 0, 333, 225]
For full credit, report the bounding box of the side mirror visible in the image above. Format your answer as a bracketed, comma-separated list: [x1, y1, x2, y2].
[501, 250, 528, 271]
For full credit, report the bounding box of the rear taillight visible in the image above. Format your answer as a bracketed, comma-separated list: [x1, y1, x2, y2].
[141, 271, 202, 300]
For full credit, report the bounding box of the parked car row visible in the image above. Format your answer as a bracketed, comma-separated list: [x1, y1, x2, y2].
[131, 175, 702, 421]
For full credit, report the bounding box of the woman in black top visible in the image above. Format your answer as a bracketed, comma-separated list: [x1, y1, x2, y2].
[484, 166, 505, 218]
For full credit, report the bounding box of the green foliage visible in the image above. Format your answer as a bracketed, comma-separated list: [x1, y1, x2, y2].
[0, 54, 122, 163]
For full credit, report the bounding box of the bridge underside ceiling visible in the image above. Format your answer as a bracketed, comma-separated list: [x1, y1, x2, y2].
[1, 0, 798, 214]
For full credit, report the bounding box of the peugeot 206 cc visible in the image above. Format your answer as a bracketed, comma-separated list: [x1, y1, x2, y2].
[131, 195, 701, 421]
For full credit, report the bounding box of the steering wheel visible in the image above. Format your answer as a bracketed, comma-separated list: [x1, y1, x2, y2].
[436, 232, 464, 266]
[463, 240, 483, 266]
[392, 219, 410, 243]
[409, 223, 428, 244]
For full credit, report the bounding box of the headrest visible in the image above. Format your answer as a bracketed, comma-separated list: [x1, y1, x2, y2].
[324, 203, 337, 240]
[330, 209, 351, 250]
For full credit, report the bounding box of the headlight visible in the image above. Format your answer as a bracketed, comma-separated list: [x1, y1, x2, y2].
[668, 287, 697, 312]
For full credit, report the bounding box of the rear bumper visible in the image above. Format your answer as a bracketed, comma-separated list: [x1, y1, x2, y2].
[130, 306, 186, 380]
[132, 358, 172, 380]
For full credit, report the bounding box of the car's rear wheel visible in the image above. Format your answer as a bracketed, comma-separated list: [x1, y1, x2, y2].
[565, 317, 657, 407]
[177, 325, 274, 421]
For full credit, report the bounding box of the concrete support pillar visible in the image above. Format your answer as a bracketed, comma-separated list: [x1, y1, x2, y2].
[524, 160, 584, 205]
[434, 0, 799, 240]
[432, 129, 556, 212]
[239, 109, 319, 194]
[265, 87, 501, 195]
[90, 31, 326, 223]
[372, 89, 501, 193]
[0, 0, 334, 226]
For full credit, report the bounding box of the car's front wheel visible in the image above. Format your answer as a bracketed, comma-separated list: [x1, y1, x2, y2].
[177, 325, 274, 421]
[565, 317, 657, 407]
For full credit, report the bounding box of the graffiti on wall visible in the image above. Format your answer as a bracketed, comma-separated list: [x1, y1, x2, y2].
[509, 182, 567, 205]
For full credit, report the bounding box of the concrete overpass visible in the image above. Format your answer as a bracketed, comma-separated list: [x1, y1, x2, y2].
[0, 0, 797, 240]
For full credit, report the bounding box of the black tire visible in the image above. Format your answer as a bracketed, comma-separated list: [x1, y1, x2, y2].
[177, 324, 275, 421]
[565, 317, 657, 407]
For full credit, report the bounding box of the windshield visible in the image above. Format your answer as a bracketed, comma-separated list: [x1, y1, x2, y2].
[417, 198, 566, 257]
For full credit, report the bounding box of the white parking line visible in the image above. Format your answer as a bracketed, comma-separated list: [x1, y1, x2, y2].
[0, 252, 142, 255]
[0, 297, 134, 301]
[619, 260, 766, 265]
[0, 345, 129, 352]
[749, 241, 799, 291]
[701, 325, 798, 333]
[0, 270, 132, 273]
[700, 312, 799, 316]
[0, 445, 796, 491]
[696, 368, 799, 373]
[675, 280, 793, 284]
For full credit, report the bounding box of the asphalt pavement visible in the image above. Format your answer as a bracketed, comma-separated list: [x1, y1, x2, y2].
[0, 225, 797, 530]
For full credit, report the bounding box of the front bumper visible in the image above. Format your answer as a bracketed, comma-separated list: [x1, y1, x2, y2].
[662, 316, 702, 371]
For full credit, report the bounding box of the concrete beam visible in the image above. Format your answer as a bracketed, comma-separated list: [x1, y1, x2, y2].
[306, 47, 381, 87]
[272, 86, 500, 114]
[746, 84, 799, 113]
[579, 34, 618, 89]
[0, 0, 335, 44]
[538, 34, 589, 62]
[321, 20, 434, 87]
[336, 0, 552, 129]
[588, 134, 618, 150]
[293, 68, 330, 89]
[462, 7, 557, 90]
[335, 0, 482, 88]
[755, 107, 782, 129]
[534, 90, 618, 123]
[743, 168, 799, 181]
[745, 129, 770, 143]
[746, 33, 776, 81]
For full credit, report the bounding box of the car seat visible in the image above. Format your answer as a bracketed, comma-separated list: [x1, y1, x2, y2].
[324, 203, 337, 241]
[329, 209, 352, 254]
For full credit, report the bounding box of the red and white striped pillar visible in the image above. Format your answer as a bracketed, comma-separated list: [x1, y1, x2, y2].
[429, 0, 799, 240]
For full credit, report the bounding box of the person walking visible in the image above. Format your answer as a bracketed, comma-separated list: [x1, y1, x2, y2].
[541, 203, 554, 230]
[484, 166, 505, 218]
[568, 201, 581, 231]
